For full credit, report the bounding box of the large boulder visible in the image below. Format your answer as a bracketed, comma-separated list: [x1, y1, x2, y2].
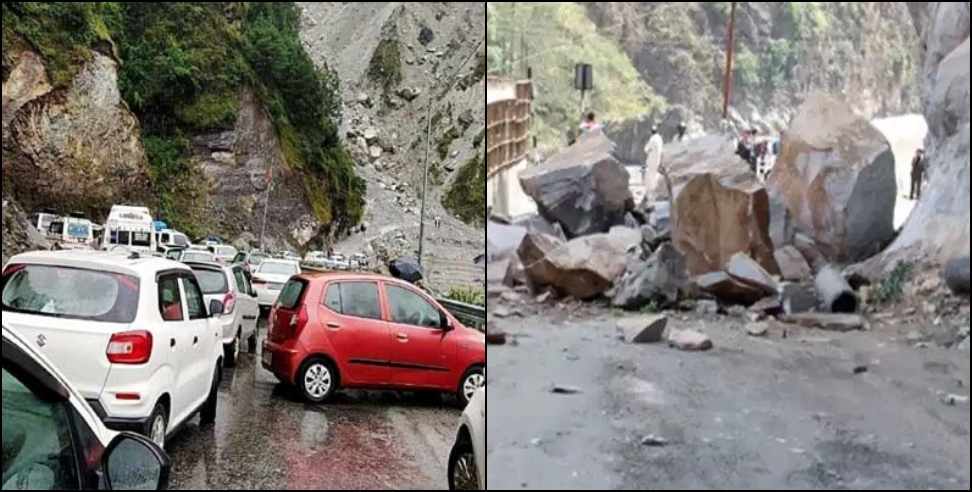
[662, 135, 779, 276]
[612, 243, 688, 310]
[520, 228, 639, 299]
[519, 133, 633, 238]
[770, 93, 897, 263]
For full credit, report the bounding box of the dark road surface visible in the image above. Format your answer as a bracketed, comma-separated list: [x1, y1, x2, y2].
[166, 320, 460, 490]
[487, 310, 971, 490]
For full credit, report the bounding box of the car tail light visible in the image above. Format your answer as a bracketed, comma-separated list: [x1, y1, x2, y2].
[223, 291, 237, 315]
[107, 331, 153, 365]
[2, 264, 26, 277]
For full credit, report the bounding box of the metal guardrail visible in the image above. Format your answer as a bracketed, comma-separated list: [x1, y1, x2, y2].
[437, 298, 486, 332]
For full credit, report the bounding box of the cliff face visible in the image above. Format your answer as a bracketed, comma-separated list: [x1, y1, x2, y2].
[2, 3, 362, 252]
[585, 2, 921, 130]
[298, 2, 486, 268]
[879, 2, 970, 267]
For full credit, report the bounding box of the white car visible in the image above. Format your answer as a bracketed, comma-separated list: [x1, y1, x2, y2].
[449, 387, 485, 490]
[208, 245, 239, 264]
[1, 250, 224, 450]
[168, 248, 217, 263]
[186, 261, 260, 367]
[2, 324, 171, 490]
[252, 259, 301, 309]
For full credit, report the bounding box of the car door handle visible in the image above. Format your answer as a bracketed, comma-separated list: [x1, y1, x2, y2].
[326, 322, 341, 330]
[396, 333, 409, 342]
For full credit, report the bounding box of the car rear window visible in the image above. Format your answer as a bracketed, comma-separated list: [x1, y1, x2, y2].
[192, 268, 229, 295]
[183, 252, 214, 263]
[259, 262, 297, 276]
[1, 265, 140, 323]
[277, 279, 307, 310]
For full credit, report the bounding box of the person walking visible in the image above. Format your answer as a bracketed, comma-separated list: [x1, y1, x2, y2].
[910, 149, 926, 200]
[579, 112, 602, 134]
[643, 126, 664, 196]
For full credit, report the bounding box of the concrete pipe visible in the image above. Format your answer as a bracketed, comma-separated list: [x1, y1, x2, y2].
[815, 265, 859, 313]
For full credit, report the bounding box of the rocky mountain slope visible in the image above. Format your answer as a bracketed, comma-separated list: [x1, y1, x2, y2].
[3, 3, 363, 255]
[297, 2, 486, 281]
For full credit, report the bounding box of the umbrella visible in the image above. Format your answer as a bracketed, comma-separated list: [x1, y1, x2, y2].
[389, 257, 423, 283]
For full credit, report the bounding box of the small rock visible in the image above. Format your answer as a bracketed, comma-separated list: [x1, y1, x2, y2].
[493, 307, 511, 318]
[746, 322, 769, 337]
[552, 385, 583, 395]
[641, 435, 669, 447]
[727, 305, 748, 318]
[853, 365, 868, 375]
[617, 315, 668, 344]
[535, 291, 553, 304]
[905, 331, 925, 343]
[668, 329, 713, 351]
[696, 299, 719, 315]
[530, 438, 543, 447]
[369, 145, 383, 160]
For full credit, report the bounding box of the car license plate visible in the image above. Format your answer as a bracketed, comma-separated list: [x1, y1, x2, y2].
[262, 350, 272, 368]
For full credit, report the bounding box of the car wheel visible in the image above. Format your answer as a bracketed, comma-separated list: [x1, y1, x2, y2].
[224, 332, 240, 367]
[448, 437, 480, 490]
[299, 359, 337, 403]
[458, 367, 485, 407]
[200, 364, 220, 425]
[143, 403, 168, 451]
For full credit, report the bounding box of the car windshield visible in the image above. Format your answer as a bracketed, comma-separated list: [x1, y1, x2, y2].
[131, 231, 152, 248]
[66, 223, 90, 238]
[259, 262, 298, 276]
[183, 252, 214, 262]
[1, 265, 139, 323]
[174, 234, 189, 247]
[192, 268, 229, 295]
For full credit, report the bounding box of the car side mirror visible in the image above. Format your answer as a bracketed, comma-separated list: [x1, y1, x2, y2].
[103, 432, 169, 491]
[209, 300, 224, 317]
[440, 311, 454, 331]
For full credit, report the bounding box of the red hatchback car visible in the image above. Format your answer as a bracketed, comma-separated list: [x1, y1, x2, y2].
[262, 272, 486, 405]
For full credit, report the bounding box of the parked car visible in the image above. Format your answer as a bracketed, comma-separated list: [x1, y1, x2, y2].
[169, 248, 217, 263]
[304, 251, 327, 268]
[155, 228, 191, 255]
[251, 259, 302, 310]
[232, 250, 268, 274]
[262, 272, 486, 406]
[1, 250, 224, 450]
[350, 253, 369, 270]
[281, 251, 301, 262]
[207, 245, 238, 264]
[329, 254, 351, 270]
[449, 388, 485, 490]
[30, 208, 60, 235]
[186, 261, 260, 367]
[2, 324, 171, 490]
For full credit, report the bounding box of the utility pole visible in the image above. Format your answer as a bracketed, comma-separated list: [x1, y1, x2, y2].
[259, 165, 273, 252]
[722, 1, 737, 122]
[418, 38, 486, 267]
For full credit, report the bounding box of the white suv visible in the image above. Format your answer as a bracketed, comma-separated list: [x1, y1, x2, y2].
[186, 261, 260, 367]
[449, 388, 485, 490]
[1, 250, 224, 450]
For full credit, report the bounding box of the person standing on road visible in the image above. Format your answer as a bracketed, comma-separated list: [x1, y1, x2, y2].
[676, 122, 687, 142]
[643, 126, 664, 196]
[579, 112, 602, 134]
[910, 149, 926, 200]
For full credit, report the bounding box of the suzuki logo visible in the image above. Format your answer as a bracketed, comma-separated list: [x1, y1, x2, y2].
[36, 335, 47, 348]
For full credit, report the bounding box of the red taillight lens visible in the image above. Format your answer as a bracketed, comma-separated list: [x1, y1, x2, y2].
[294, 304, 309, 336]
[107, 331, 153, 365]
[223, 291, 236, 315]
[2, 264, 26, 277]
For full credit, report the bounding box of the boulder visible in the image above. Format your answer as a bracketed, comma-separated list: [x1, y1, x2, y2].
[519, 133, 633, 238]
[694, 271, 766, 306]
[769, 93, 897, 262]
[781, 283, 818, 315]
[662, 135, 779, 276]
[513, 215, 568, 242]
[520, 228, 639, 300]
[750, 296, 784, 317]
[618, 315, 668, 344]
[775, 246, 813, 281]
[668, 329, 713, 351]
[612, 243, 688, 310]
[726, 253, 779, 297]
[944, 256, 971, 296]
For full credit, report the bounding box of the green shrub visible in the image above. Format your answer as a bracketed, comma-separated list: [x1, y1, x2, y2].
[444, 153, 485, 225]
[369, 38, 402, 90]
[871, 262, 914, 305]
[446, 286, 485, 307]
[734, 47, 761, 91]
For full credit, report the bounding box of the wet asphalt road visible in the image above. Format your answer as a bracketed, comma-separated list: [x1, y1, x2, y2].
[165, 319, 460, 490]
[487, 308, 971, 490]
